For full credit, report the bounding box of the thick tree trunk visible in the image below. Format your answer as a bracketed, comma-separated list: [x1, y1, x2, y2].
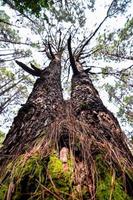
[71, 71, 133, 162]
[0, 53, 64, 163]
[71, 71, 133, 198]
[0, 47, 133, 199]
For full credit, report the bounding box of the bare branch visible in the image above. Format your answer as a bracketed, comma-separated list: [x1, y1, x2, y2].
[76, 16, 108, 60]
[120, 64, 133, 73]
[68, 35, 79, 75]
[86, 64, 133, 82]
[0, 78, 24, 96]
[15, 60, 41, 76]
[58, 29, 62, 51]
[0, 91, 19, 114]
[0, 79, 13, 91]
[30, 63, 42, 73]
[0, 39, 33, 46]
[76, 0, 116, 60]
[48, 43, 55, 59]
[103, 52, 133, 61]
[0, 18, 19, 28]
[0, 55, 30, 63]
[60, 25, 74, 49]
[0, 52, 16, 57]
[80, 47, 101, 60]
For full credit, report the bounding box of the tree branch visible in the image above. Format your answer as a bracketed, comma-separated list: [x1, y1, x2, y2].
[103, 52, 133, 61]
[67, 35, 79, 75]
[15, 60, 41, 76]
[76, 16, 108, 60]
[76, 0, 115, 60]
[0, 39, 33, 46]
[30, 63, 42, 73]
[48, 43, 55, 59]
[0, 18, 19, 28]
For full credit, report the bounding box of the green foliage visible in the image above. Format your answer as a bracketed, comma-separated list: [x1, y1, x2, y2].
[0, 67, 15, 79]
[0, 9, 10, 22]
[118, 18, 133, 42]
[0, 10, 20, 43]
[3, 0, 53, 18]
[101, 66, 113, 78]
[95, 17, 133, 61]
[104, 78, 133, 128]
[0, 184, 8, 200]
[51, 1, 86, 26]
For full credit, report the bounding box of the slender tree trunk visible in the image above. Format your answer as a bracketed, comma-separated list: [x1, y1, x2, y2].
[0, 79, 13, 90]
[0, 78, 24, 96]
[0, 90, 19, 114]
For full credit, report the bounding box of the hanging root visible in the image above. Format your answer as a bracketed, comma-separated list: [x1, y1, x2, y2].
[0, 104, 133, 199]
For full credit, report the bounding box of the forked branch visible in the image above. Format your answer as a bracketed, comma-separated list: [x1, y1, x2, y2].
[30, 63, 42, 73]
[15, 60, 41, 76]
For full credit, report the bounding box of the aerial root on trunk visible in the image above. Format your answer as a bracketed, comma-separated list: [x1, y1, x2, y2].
[0, 114, 133, 199]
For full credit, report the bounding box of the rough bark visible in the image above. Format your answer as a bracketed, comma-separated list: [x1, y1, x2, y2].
[71, 70, 133, 162]
[0, 41, 133, 200]
[0, 53, 64, 164]
[71, 70, 133, 198]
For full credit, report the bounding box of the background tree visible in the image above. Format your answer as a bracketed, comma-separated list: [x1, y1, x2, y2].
[0, 8, 36, 130]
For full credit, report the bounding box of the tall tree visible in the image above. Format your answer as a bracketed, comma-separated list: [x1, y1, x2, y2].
[0, 1, 133, 199]
[0, 34, 133, 199]
[1, 0, 133, 131]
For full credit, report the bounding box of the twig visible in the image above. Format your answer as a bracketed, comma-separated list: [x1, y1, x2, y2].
[0, 39, 33, 46]
[76, 0, 116, 60]
[76, 16, 108, 60]
[0, 18, 20, 28]
[36, 179, 63, 200]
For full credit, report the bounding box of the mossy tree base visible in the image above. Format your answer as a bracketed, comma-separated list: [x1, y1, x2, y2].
[0, 148, 132, 200]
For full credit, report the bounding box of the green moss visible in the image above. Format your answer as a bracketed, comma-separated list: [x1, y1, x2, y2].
[96, 155, 131, 200]
[0, 184, 8, 200]
[6, 153, 49, 200]
[72, 185, 90, 200]
[1, 152, 132, 200]
[0, 152, 73, 200]
[96, 175, 131, 200]
[47, 152, 73, 198]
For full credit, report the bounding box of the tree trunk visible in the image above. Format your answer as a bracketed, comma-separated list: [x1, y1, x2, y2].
[0, 53, 64, 162]
[0, 46, 133, 200]
[71, 70, 133, 198]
